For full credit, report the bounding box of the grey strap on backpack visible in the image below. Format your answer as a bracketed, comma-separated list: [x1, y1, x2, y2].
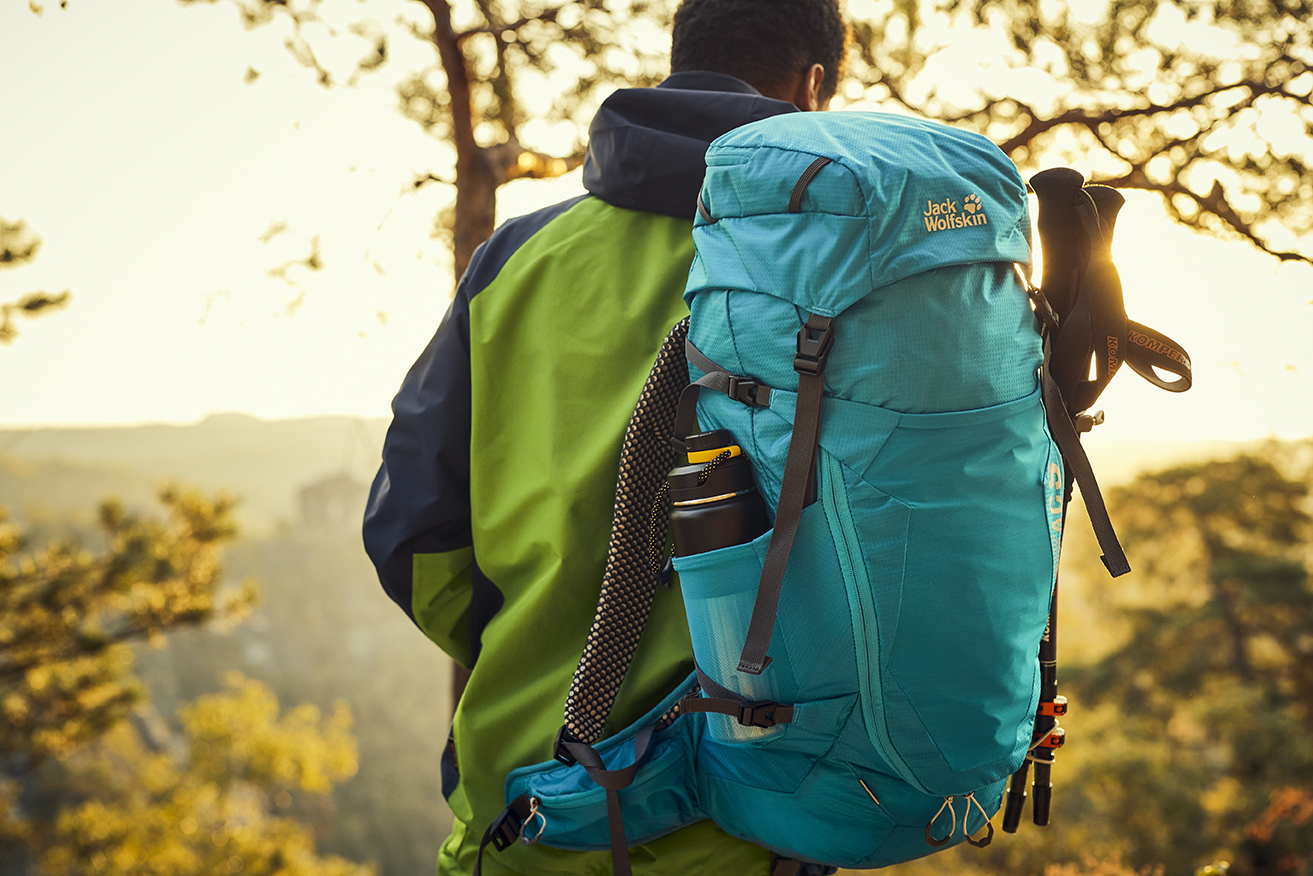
[737, 313, 835, 675]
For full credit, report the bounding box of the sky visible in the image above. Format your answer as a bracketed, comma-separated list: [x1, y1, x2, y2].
[2, 0, 1312, 444]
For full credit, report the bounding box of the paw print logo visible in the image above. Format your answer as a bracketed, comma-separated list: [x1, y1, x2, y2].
[963, 193, 983, 214]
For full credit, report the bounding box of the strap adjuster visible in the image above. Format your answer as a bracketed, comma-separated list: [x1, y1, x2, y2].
[794, 320, 835, 375]
[1026, 285, 1060, 331]
[488, 798, 530, 851]
[726, 375, 768, 407]
[737, 700, 789, 728]
[552, 725, 580, 766]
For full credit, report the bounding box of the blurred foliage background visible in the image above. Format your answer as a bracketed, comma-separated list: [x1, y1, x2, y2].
[0, 417, 453, 875]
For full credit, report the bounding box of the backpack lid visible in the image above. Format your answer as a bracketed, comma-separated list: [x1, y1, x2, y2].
[687, 112, 1032, 317]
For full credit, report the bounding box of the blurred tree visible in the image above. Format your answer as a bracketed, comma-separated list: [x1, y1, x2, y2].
[0, 216, 69, 344]
[1057, 447, 1313, 876]
[0, 489, 256, 772]
[37, 675, 370, 876]
[0, 492, 376, 874]
[1045, 853, 1165, 876]
[849, 0, 1313, 265]
[128, 523, 457, 876]
[176, 0, 1311, 283]
[178, 0, 672, 280]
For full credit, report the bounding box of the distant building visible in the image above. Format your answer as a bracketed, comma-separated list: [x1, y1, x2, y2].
[298, 473, 369, 529]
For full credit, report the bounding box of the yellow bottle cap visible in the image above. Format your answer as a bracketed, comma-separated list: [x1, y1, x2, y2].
[686, 444, 742, 464]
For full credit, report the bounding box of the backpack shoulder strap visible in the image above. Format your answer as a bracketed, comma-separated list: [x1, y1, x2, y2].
[560, 317, 690, 745]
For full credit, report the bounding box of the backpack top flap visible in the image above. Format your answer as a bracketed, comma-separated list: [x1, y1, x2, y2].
[687, 111, 1032, 317]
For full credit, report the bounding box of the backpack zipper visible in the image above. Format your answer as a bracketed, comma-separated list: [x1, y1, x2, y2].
[820, 450, 926, 793]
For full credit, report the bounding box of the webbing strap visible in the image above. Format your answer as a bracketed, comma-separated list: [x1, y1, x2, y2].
[684, 336, 721, 377]
[678, 695, 795, 728]
[694, 662, 740, 701]
[677, 663, 795, 728]
[673, 340, 772, 446]
[471, 794, 532, 876]
[1041, 333, 1130, 577]
[737, 313, 834, 675]
[559, 723, 659, 876]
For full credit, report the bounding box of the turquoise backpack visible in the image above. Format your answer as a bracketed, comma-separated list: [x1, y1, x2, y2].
[472, 112, 1192, 875]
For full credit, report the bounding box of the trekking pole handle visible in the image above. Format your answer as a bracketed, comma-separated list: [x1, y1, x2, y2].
[1032, 760, 1053, 827]
[1001, 760, 1030, 833]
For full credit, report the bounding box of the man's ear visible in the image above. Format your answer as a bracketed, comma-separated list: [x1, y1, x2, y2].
[791, 63, 827, 112]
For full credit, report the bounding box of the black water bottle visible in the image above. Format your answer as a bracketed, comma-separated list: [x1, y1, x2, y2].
[668, 429, 770, 556]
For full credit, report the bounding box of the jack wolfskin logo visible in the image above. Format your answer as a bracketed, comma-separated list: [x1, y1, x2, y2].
[923, 193, 989, 232]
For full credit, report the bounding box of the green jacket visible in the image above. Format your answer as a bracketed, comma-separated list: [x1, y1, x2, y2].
[363, 73, 797, 875]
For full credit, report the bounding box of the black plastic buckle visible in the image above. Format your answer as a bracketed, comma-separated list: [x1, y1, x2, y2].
[1026, 285, 1060, 331]
[737, 700, 782, 728]
[1075, 410, 1105, 433]
[658, 556, 675, 588]
[489, 802, 526, 851]
[552, 725, 580, 766]
[794, 321, 835, 375]
[726, 375, 766, 407]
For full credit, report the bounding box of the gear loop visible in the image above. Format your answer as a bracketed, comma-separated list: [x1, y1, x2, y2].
[520, 797, 547, 846]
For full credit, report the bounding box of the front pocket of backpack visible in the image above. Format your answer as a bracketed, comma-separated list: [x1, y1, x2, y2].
[818, 449, 915, 784]
[504, 719, 700, 852]
[843, 388, 1057, 795]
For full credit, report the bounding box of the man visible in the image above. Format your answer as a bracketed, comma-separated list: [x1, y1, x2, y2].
[363, 2, 847, 873]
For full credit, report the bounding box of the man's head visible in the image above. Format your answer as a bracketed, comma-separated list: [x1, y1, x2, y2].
[670, 0, 849, 111]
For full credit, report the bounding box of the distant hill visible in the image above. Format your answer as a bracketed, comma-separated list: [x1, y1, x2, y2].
[0, 413, 390, 534]
[0, 413, 1252, 531]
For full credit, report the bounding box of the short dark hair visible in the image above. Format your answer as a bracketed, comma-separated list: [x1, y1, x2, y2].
[670, 0, 848, 103]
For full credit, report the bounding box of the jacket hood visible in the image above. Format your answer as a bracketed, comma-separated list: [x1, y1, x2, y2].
[582, 71, 799, 220]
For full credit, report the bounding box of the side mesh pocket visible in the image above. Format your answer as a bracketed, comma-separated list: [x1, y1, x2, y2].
[674, 526, 794, 741]
[674, 502, 853, 793]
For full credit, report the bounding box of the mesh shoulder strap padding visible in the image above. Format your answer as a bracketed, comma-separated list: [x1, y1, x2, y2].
[562, 317, 690, 744]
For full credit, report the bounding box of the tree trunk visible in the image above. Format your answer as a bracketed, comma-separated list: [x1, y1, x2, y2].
[425, 1, 503, 720]
[452, 148, 498, 281]
[427, 0, 500, 283]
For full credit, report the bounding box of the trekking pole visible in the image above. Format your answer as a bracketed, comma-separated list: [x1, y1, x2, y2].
[1030, 584, 1064, 826]
[1004, 466, 1072, 832]
[1000, 746, 1031, 832]
[1003, 586, 1066, 830]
